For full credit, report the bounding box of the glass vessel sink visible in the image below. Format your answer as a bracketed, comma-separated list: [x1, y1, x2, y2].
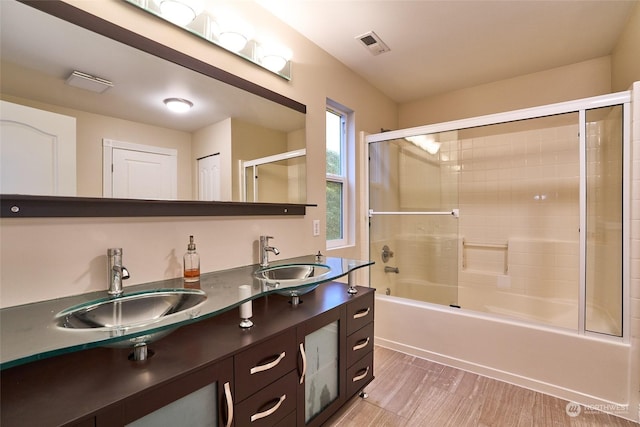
[255, 263, 331, 296]
[55, 289, 207, 348]
[1, 255, 374, 369]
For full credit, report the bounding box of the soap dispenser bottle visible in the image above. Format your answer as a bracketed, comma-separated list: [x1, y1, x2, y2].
[183, 235, 200, 283]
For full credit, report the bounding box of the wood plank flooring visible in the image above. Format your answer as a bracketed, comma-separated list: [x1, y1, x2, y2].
[325, 346, 639, 427]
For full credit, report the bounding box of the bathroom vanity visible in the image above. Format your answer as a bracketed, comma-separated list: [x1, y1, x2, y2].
[1, 272, 375, 426]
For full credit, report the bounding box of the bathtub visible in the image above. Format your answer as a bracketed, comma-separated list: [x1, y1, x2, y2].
[374, 293, 632, 418]
[386, 279, 621, 335]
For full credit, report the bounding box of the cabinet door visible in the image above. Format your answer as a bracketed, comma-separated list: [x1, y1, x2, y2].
[97, 357, 234, 427]
[297, 306, 346, 427]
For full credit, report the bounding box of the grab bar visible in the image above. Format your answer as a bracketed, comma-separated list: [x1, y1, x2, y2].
[369, 209, 459, 218]
[462, 241, 508, 249]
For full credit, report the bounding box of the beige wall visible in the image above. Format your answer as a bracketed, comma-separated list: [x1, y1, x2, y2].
[231, 119, 288, 201]
[399, 56, 612, 128]
[612, 1, 640, 92]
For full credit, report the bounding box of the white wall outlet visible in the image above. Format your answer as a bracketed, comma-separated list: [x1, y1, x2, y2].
[313, 220, 320, 236]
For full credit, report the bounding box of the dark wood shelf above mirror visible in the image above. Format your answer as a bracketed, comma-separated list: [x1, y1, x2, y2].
[1, 195, 313, 218]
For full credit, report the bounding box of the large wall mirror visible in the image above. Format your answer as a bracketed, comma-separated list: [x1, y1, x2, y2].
[0, 0, 309, 217]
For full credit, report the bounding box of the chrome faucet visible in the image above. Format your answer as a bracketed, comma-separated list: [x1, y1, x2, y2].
[107, 248, 130, 296]
[259, 236, 280, 267]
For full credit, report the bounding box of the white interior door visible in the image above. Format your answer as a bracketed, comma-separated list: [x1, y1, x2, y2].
[103, 139, 177, 199]
[197, 154, 221, 201]
[0, 100, 76, 196]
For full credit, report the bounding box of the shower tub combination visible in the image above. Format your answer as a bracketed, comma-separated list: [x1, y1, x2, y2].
[367, 90, 635, 420]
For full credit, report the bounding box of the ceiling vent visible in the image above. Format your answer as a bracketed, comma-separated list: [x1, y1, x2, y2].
[355, 31, 390, 56]
[66, 71, 113, 93]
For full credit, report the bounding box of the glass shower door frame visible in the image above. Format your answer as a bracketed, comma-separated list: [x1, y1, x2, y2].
[366, 91, 631, 342]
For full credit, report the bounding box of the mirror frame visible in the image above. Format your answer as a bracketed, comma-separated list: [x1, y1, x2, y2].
[1, 0, 311, 218]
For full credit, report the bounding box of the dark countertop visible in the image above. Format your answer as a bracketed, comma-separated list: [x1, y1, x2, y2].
[1, 255, 372, 369]
[0, 282, 375, 427]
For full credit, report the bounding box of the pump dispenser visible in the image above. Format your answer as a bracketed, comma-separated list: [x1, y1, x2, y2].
[183, 235, 200, 282]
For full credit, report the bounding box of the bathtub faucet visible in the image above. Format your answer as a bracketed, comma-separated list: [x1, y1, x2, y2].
[384, 266, 399, 274]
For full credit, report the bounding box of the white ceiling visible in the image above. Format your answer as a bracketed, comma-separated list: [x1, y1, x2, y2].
[257, 0, 638, 103]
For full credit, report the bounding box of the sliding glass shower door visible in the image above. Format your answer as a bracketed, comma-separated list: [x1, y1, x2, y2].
[367, 92, 629, 338]
[368, 133, 460, 307]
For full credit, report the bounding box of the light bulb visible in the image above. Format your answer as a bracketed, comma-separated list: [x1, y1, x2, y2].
[157, 0, 203, 26]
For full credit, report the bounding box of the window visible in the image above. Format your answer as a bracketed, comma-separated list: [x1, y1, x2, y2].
[326, 105, 348, 247]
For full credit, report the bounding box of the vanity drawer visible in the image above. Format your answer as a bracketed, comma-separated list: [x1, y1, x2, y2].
[234, 370, 298, 427]
[234, 330, 297, 402]
[346, 350, 374, 399]
[346, 292, 374, 335]
[346, 321, 374, 367]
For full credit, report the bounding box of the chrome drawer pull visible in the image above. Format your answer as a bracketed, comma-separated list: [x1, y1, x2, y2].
[250, 351, 286, 375]
[223, 382, 233, 427]
[250, 394, 286, 422]
[352, 366, 370, 382]
[299, 342, 307, 384]
[353, 307, 370, 319]
[352, 337, 370, 351]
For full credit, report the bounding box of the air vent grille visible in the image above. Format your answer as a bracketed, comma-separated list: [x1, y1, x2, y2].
[355, 31, 390, 56]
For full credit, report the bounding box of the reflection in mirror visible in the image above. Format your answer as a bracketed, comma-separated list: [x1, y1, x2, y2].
[0, 0, 306, 204]
[242, 149, 306, 202]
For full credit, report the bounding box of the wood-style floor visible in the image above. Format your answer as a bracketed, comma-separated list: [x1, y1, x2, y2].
[325, 346, 639, 427]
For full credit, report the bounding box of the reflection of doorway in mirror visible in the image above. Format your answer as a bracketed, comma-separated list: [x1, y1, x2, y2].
[197, 154, 221, 201]
[103, 139, 177, 200]
[0, 100, 76, 196]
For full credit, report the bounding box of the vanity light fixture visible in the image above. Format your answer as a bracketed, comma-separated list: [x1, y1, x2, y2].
[154, 0, 203, 26]
[163, 97, 193, 113]
[125, 0, 293, 79]
[65, 71, 113, 93]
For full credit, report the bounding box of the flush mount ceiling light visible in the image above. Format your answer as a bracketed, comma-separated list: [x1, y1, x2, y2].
[405, 135, 441, 155]
[65, 71, 113, 93]
[163, 98, 193, 113]
[155, 0, 203, 26]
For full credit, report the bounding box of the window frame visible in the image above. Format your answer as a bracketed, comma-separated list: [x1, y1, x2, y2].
[326, 103, 350, 248]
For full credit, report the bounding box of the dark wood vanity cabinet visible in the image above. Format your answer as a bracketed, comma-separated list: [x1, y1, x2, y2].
[97, 357, 234, 426]
[345, 292, 375, 399]
[234, 330, 298, 427]
[0, 283, 375, 427]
